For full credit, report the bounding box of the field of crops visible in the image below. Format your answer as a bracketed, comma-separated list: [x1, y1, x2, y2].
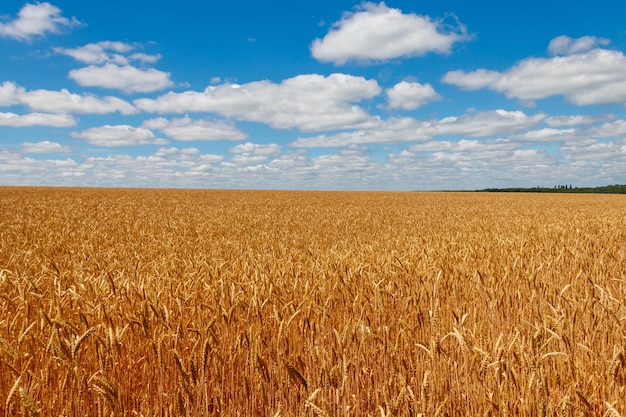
[1, 187, 625, 416]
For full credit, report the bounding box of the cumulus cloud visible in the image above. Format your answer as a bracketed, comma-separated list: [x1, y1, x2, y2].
[560, 138, 626, 162]
[136, 73, 382, 131]
[21, 141, 71, 153]
[0, 112, 75, 127]
[443, 39, 626, 105]
[590, 119, 626, 138]
[310, 2, 469, 64]
[71, 125, 168, 146]
[142, 116, 247, 141]
[510, 128, 581, 143]
[69, 63, 173, 93]
[291, 110, 545, 147]
[24, 88, 135, 115]
[0, 81, 136, 114]
[434, 110, 546, 137]
[409, 138, 518, 156]
[548, 35, 610, 56]
[55, 41, 161, 65]
[386, 81, 440, 110]
[0, 2, 80, 41]
[546, 114, 614, 127]
[0, 81, 21, 106]
[229, 142, 281, 155]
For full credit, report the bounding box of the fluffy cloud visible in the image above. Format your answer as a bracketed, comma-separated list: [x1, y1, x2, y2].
[291, 110, 545, 147]
[71, 125, 168, 146]
[24, 88, 135, 115]
[434, 110, 545, 137]
[229, 142, 281, 155]
[560, 138, 626, 162]
[510, 128, 581, 143]
[21, 141, 71, 153]
[546, 114, 614, 127]
[0, 112, 75, 127]
[510, 118, 626, 143]
[443, 38, 626, 105]
[590, 119, 626, 138]
[386, 81, 440, 110]
[0, 81, 136, 114]
[311, 2, 469, 64]
[0, 81, 21, 106]
[136, 73, 382, 131]
[548, 35, 610, 56]
[142, 116, 247, 141]
[55, 41, 161, 65]
[0, 2, 80, 41]
[69, 63, 173, 93]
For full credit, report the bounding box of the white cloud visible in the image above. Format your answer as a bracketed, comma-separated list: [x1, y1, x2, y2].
[21, 141, 71, 153]
[224, 142, 283, 166]
[71, 125, 168, 146]
[546, 114, 614, 127]
[441, 69, 501, 91]
[0, 81, 136, 114]
[136, 73, 382, 131]
[0, 2, 80, 41]
[69, 63, 173, 93]
[443, 42, 626, 105]
[142, 116, 247, 141]
[229, 142, 281, 155]
[548, 35, 610, 56]
[55, 42, 132, 65]
[129, 52, 161, 64]
[310, 2, 469, 65]
[386, 81, 440, 110]
[409, 138, 518, 156]
[510, 128, 581, 142]
[291, 110, 545, 147]
[590, 119, 626, 138]
[0, 81, 21, 106]
[0, 112, 75, 127]
[55, 41, 162, 66]
[434, 110, 546, 137]
[560, 138, 626, 161]
[511, 118, 626, 143]
[21, 87, 136, 115]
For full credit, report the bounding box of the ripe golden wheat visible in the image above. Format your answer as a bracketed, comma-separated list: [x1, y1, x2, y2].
[0, 187, 625, 416]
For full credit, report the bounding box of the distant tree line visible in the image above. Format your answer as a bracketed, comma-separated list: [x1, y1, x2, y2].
[477, 184, 626, 194]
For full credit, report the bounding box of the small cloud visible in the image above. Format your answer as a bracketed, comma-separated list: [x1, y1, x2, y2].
[0, 2, 81, 41]
[129, 52, 161, 64]
[311, 2, 470, 65]
[142, 116, 247, 141]
[69, 63, 173, 93]
[228, 142, 281, 155]
[19, 86, 137, 115]
[386, 81, 440, 110]
[546, 114, 614, 127]
[548, 35, 610, 56]
[71, 125, 168, 146]
[56, 41, 163, 66]
[0, 112, 76, 127]
[21, 141, 71, 154]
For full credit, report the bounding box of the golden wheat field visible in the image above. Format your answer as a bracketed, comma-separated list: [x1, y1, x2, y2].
[1, 187, 625, 416]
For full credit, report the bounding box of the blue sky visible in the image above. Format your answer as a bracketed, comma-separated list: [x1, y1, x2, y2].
[2, 0, 626, 190]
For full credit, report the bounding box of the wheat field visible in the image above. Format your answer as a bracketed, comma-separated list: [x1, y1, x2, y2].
[0, 187, 625, 416]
